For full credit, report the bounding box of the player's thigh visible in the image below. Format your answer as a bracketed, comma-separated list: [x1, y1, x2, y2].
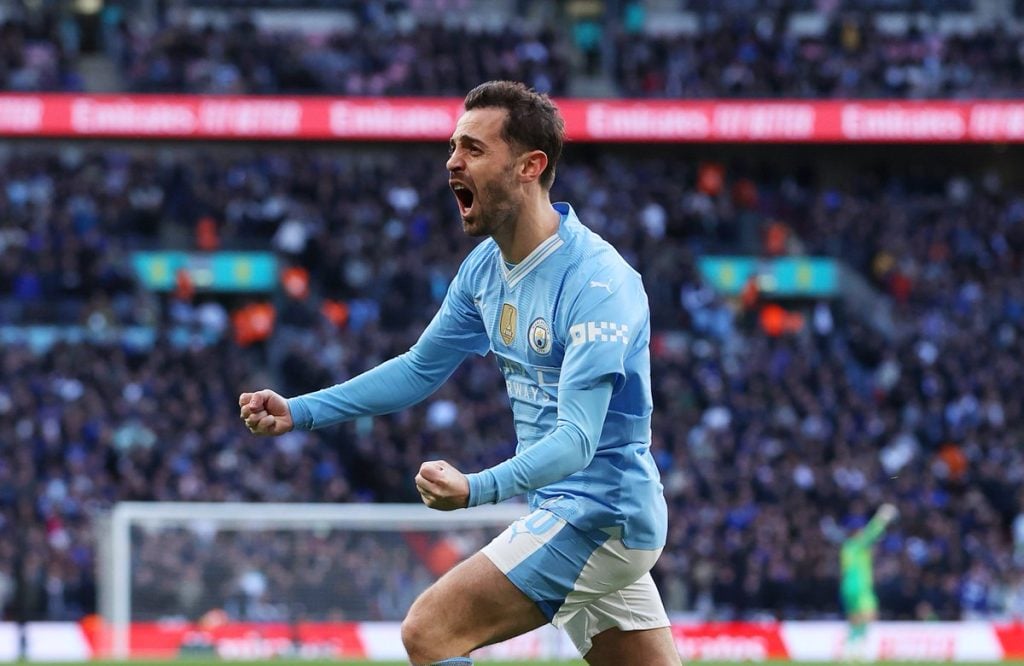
[404, 550, 547, 650]
[585, 626, 679, 666]
[560, 572, 674, 661]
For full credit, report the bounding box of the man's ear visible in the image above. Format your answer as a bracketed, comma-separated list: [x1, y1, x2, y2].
[518, 149, 549, 184]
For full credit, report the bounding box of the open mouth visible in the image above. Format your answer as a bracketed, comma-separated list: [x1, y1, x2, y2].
[451, 182, 475, 216]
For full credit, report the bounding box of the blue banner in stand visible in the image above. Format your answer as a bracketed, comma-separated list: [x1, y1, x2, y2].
[697, 256, 839, 297]
[131, 251, 279, 292]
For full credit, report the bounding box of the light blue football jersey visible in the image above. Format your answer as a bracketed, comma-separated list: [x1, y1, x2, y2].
[422, 202, 667, 549]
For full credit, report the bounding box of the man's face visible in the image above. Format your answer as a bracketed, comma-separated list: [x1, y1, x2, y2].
[447, 107, 521, 238]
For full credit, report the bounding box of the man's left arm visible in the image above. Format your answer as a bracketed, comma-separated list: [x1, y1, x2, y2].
[463, 382, 612, 506]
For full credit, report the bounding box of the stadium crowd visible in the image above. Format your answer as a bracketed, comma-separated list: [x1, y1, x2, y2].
[112, 4, 1024, 99]
[114, 16, 570, 96]
[1, 142, 1022, 622]
[0, 7, 81, 91]
[0, 0, 1022, 629]
[5, 0, 1024, 98]
[612, 13, 1024, 99]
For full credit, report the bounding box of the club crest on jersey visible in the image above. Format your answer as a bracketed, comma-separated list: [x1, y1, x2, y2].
[528, 317, 552, 355]
[499, 303, 517, 345]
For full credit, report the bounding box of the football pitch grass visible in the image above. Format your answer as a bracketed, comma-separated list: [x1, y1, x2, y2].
[29, 655, 1024, 659]
[0, 659, 583, 665]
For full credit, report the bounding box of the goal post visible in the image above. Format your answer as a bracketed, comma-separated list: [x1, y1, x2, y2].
[97, 501, 530, 660]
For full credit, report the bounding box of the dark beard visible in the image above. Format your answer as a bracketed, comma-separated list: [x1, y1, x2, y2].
[468, 169, 519, 238]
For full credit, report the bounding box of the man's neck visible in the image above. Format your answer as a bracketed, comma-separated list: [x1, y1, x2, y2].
[494, 197, 560, 264]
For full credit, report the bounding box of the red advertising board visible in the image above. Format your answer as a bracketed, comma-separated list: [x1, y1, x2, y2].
[80, 621, 367, 659]
[4, 94, 1024, 143]
[671, 622, 788, 661]
[66, 619, 1024, 660]
[995, 623, 1024, 659]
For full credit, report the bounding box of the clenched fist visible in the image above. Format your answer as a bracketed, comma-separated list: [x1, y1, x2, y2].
[414, 460, 470, 511]
[238, 389, 294, 436]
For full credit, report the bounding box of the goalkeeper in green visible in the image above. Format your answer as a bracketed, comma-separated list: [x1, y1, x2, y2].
[840, 503, 898, 659]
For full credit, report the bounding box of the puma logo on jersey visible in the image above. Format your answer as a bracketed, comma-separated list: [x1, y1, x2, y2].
[589, 279, 613, 293]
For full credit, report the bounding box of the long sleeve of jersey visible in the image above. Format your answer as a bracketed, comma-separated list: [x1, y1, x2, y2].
[848, 512, 891, 549]
[465, 382, 613, 506]
[287, 337, 468, 430]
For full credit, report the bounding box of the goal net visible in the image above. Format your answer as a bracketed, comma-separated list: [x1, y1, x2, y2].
[95, 501, 575, 661]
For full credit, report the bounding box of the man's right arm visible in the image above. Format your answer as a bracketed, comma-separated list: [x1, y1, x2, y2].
[849, 503, 898, 548]
[288, 337, 468, 430]
[242, 251, 490, 434]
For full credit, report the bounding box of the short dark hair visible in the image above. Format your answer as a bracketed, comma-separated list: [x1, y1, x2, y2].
[463, 80, 565, 189]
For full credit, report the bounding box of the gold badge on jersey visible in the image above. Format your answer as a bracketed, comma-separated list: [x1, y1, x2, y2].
[499, 303, 517, 345]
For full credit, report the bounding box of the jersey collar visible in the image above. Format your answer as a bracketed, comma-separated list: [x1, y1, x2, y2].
[499, 204, 569, 288]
